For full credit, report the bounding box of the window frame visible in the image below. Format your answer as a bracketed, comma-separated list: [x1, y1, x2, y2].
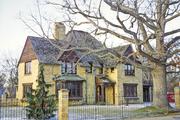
[23, 83, 32, 98]
[111, 67, 115, 73]
[124, 64, 135, 76]
[99, 64, 103, 74]
[56, 81, 83, 99]
[25, 61, 32, 74]
[61, 62, 77, 74]
[123, 84, 137, 98]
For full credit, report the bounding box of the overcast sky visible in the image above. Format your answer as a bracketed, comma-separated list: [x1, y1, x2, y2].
[0, 0, 37, 59]
[0, 0, 119, 60]
[0, 0, 179, 61]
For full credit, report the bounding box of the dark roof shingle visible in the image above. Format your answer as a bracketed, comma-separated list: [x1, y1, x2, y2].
[28, 36, 65, 64]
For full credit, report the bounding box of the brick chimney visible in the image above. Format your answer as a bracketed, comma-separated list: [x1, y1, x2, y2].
[53, 22, 65, 40]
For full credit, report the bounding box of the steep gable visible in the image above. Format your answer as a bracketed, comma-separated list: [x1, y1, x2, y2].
[123, 45, 134, 56]
[29, 36, 63, 64]
[19, 38, 37, 64]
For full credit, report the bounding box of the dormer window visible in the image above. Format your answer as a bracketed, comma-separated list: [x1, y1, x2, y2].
[86, 62, 93, 73]
[99, 64, 103, 74]
[124, 64, 135, 76]
[61, 62, 77, 74]
[25, 61, 31, 74]
[111, 67, 115, 73]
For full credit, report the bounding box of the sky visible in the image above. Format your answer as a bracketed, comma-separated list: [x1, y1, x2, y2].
[0, 0, 120, 60]
[0, 0, 37, 59]
[0, 0, 179, 61]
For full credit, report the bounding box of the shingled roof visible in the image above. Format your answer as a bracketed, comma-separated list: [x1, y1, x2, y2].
[20, 30, 104, 65]
[27, 36, 65, 64]
[59, 44, 132, 68]
[20, 30, 133, 66]
[64, 30, 103, 49]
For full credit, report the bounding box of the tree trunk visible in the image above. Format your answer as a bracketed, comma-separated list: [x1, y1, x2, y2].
[152, 64, 168, 108]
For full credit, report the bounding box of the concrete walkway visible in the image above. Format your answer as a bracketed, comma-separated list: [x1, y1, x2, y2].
[132, 115, 180, 120]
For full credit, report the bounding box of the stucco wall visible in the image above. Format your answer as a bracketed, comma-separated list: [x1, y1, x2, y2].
[17, 60, 143, 105]
[16, 59, 39, 99]
[16, 60, 60, 99]
[106, 67, 119, 104]
[117, 64, 143, 104]
[43, 64, 60, 95]
[77, 64, 96, 104]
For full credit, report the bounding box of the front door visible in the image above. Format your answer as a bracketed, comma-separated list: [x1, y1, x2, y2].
[96, 85, 105, 103]
[143, 86, 150, 102]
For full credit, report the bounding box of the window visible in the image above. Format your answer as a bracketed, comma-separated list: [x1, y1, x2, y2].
[23, 84, 32, 98]
[25, 61, 31, 74]
[99, 64, 103, 74]
[67, 82, 82, 98]
[86, 62, 93, 73]
[61, 62, 77, 74]
[111, 67, 115, 73]
[56, 81, 82, 99]
[123, 84, 137, 97]
[124, 64, 135, 76]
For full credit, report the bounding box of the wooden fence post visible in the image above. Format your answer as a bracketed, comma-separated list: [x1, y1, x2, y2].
[58, 89, 69, 120]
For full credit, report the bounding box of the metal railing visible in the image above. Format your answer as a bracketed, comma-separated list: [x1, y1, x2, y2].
[0, 98, 27, 119]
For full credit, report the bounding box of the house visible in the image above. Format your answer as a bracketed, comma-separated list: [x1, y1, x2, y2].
[16, 22, 143, 105]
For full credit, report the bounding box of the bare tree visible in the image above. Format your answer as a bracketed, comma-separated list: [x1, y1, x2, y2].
[0, 57, 18, 97]
[42, 0, 180, 108]
[0, 72, 6, 88]
[166, 54, 180, 92]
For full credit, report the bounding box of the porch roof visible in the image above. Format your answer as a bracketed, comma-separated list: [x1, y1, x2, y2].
[53, 74, 84, 81]
[100, 77, 115, 84]
[96, 75, 115, 84]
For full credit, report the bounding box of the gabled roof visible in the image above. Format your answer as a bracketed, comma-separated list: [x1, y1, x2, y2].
[59, 44, 133, 67]
[65, 30, 103, 49]
[29, 36, 66, 64]
[18, 36, 66, 65]
[19, 29, 134, 67]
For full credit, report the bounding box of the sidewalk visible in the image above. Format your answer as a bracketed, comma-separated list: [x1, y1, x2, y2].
[132, 115, 180, 120]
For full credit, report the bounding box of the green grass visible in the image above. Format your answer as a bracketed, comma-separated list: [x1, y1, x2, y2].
[132, 106, 168, 118]
[134, 106, 166, 113]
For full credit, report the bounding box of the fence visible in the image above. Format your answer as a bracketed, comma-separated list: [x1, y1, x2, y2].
[0, 93, 179, 120]
[0, 98, 58, 120]
[0, 98, 27, 119]
[66, 91, 180, 120]
[68, 96, 152, 120]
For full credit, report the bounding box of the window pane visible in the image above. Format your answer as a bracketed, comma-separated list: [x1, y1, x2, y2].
[25, 62, 31, 74]
[23, 84, 32, 98]
[124, 64, 135, 76]
[63, 82, 82, 98]
[123, 84, 137, 97]
[61, 62, 66, 74]
[61, 62, 77, 74]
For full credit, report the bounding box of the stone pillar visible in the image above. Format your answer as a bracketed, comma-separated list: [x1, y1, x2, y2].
[174, 87, 180, 109]
[58, 89, 69, 120]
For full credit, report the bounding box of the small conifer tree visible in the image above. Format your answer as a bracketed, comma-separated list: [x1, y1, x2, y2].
[26, 64, 56, 120]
